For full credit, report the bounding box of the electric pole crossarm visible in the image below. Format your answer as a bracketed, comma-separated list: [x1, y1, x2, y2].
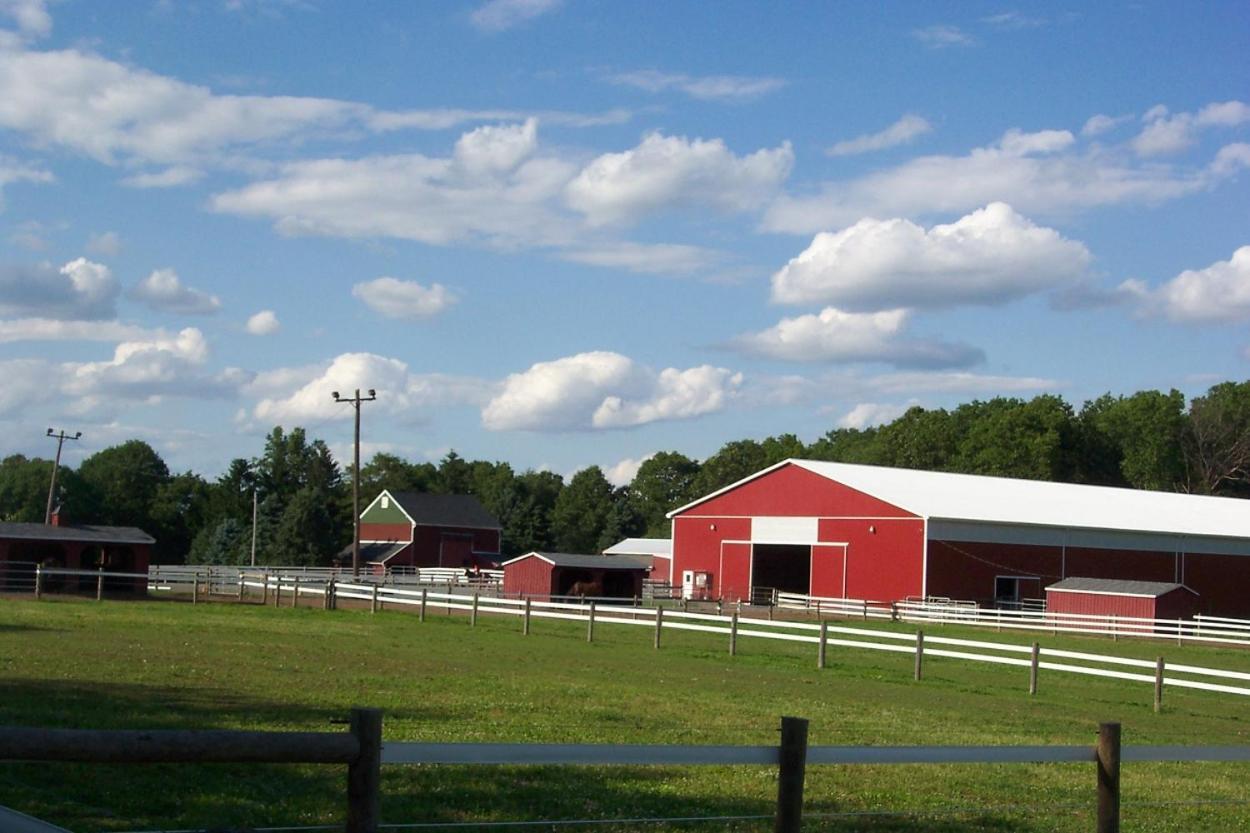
[332, 389, 377, 578]
[44, 429, 82, 525]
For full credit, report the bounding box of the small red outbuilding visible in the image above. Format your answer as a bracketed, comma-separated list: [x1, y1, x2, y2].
[1045, 577, 1199, 622]
[502, 552, 651, 601]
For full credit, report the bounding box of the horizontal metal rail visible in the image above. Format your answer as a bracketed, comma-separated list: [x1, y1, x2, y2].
[0, 727, 360, 764]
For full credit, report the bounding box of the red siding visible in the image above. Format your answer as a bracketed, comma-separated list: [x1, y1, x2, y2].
[1182, 553, 1250, 618]
[1047, 590, 1155, 619]
[818, 518, 926, 601]
[927, 541, 1062, 604]
[679, 463, 917, 518]
[672, 516, 750, 600]
[502, 556, 556, 598]
[810, 544, 846, 598]
[360, 522, 412, 543]
[721, 542, 751, 601]
[409, 525, 501, 567]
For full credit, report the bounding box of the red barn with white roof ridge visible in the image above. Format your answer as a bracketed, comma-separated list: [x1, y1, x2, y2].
[667, 460, 1250, 616]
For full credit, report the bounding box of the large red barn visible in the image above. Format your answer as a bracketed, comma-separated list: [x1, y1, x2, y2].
[667, 460, 1250, 617]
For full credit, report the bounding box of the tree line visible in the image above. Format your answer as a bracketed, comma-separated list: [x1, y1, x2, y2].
[2, 381, 1248, 566]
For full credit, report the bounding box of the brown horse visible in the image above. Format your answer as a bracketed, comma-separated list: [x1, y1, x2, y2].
[567, 579, 604, 598]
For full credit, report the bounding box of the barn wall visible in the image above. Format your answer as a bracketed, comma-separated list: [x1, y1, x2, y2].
[679, 463, 917, 518]
[360, 522, 412, 543]
[502, 556, 555, 599]
[410, 525, 501, 567]
[1064, 548, 1177, 582]
[1155, 589, 1201, 620]
[1183, 553, 1250, 617]
[672, 516, 751, 600]
[1046, 590, 1155, 619]
[818, 518, 925, 601]
[810, 544, 846, 598]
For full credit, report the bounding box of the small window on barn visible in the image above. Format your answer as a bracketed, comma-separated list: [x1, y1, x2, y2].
[381, 495, 390, 509]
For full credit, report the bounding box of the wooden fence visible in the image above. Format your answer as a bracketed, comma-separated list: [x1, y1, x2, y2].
[5, 713, 1249, 832]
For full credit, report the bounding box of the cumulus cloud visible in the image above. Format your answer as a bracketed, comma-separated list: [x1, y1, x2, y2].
[245, 309, 280, 335]
[0, 0, 52, 39]
[481, 351, 742, 431]
[1132, 101, 1250, 157]
[248, 352, 493, 425]
[352, 277, 457, 320]
[566, 132, 793, 225]
[770, 203, 1090, 310]
[63, 327, 242, 403]
[128, 269, 222, 315]
[731, 307, 983, 368]
[763, 125, 1241, 233]
[120, 167, 205, 189]
[0, 257, 118, 320]
[605, 453, 653, 487]
[1120, 246, 1250, 323]
[1081, 114, 1131, 137]
[826, 115, 932, 157]
[0, 318, 154, 343]
[454, 118, 538, 175]
[912, 24, 975, 48]
[470, 0, 561, 31]
[559, 241, 723, 275]
[609, 70, 785, 102]
[838, 402, 910, 429]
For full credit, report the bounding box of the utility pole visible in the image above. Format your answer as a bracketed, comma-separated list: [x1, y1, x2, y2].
[250, 488, 258, 567]
[44, 428, 81, 524]
[332, 389, 376, 577]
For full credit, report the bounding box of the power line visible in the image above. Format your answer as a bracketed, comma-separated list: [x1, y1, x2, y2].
[333, 388, 377, 578]
[44, 427, 81, 524]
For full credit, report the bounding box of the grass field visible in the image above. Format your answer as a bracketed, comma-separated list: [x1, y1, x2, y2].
[2, 596, 1249, 832]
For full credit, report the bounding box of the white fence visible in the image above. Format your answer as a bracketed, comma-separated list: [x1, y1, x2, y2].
[775, 591, 1250, 648]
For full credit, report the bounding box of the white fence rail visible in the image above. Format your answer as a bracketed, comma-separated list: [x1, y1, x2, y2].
[776, 591, 1250, 648]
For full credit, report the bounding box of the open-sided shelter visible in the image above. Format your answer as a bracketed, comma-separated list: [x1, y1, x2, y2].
[667, 459, 1250, 616]
[0, 519, 154, 594]
[502, 552, 651, 600]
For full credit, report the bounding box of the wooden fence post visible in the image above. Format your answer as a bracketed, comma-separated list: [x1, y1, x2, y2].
[587, 601, 596, 643]
[729, 612, 738, 656]
[237, 574, 245, 602]
[34, 565, 42, 601]
[261, 571, 269, 605]
[914, 629, 924, 681]
[1029, 642, 1040, 696]
[523, 597, 531, 635]
[471, 593, 479, 627]
[774, 716, 809, 833]
[1096, 722, 1121, 833]
[346, 707, 383, 833]
[654, 606, 664, 649]
[717, 599, 723, 617]
[192, 573, 200, 605]
[293, 577, 301, 608]
[1176, 619, 1183, 647]
[890, 601, 898, 622]
[273, 577, 281, 607]
[96, 567, 104, 602]
[862, 600, 869, 621]
[371, 584, 379, 614]
[818, 621, 828, 669]
[1111, 614, 1118, 641]
[1154, 657, 1165, 713]
[420, 588, 427, 623]
[329, 577, 337, 611]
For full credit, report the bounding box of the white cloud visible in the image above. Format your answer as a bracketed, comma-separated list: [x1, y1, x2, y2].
[0, 318, 154, 343]
[770, 203, 1090, 310]
[609, 70, 786, 102]
[129, 268, 221, 314]
[559, 241, 722, 275]
[352, 277, 457, 320]
[0, 257, 118, 320]
[838, 402, 910, 429]
[866, 370, 1059, 396]
[120, 167, 205, 189]
[1132, 100, 1250, 157]
[470, 0, 561, 31]
[245, 309, 280, 335]
[248, 352, 493, 425]
[0, 0, 52, 39]
[481, 351, 742, 431]
[605, 453, 653, 487]
[62, 327, 243, 404]
[0, 155, 52, 205]
[85, 231, 121, 256]
[1081, 113, 1130, 137]
[454, 118, 538, 176]
[912, 24, 975, 48]
[826, 114, 932, 157]
[0, 358, 59, 415]
[731, 307, 983, 368]
[566, 132, 793, 226]
[1120, 246, 1250, 323]
[981, 11, 1046, 29]
[763, 126, 1238, 233]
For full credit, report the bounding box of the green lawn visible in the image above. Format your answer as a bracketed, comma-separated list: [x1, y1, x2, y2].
[1, 596, 1248, 832]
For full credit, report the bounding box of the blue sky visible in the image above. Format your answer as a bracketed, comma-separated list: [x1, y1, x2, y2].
[0, 0, 1247, 484]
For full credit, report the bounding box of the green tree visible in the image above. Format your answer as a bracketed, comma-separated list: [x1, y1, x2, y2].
[1080, 390, 1187, 490]
[359, 453, 436, 496]
[629, 451, 699, 537]
[437, 450, 473, 494]
[551, 466, 613, 553]
[691, 439, 768, 496]
[0, 454, 54, 522]
[805, 427, 884, 463]
[78, 440, 171, 529]
[188, 517, 250, 565]
[149, 472, 212, 564]
[760, 433, 806, 464]
[952, 396, 1079, 481]
[271, 485, 340, 566]
[877, 407, 957, 471]
[598, 487, 646, 551]
[1184, 381, 1250, 496]
[504, 470, 564, 555]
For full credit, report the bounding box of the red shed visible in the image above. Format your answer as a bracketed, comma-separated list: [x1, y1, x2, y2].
[1045, 577, 1199, 623]
[668, 459, 1250, 615]
[502, 552, 651, 601]
[346, 490, 502, 571]
[0, 520, 154, 594]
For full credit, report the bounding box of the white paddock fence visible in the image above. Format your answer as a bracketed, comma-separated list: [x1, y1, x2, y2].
[775, 591, 1250, 649]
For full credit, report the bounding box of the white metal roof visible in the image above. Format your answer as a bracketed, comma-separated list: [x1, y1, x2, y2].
[602, 538, 673, 557]
[669, 459, 1250, 542]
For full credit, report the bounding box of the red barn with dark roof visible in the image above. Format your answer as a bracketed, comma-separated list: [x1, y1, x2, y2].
[347, 490, 502, 571]
[0, 520, 154, 594]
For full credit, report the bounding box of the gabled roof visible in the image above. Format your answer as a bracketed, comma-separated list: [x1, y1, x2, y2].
[337, 541, 410, 564]
[0, 522, 154, 546]
[502, 551, 653, 570]
[1046, 577, 1197, 598]
[383, 491, 501, 530]
[668, 459, 1250, 541]
[602, 538, 672, 557]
